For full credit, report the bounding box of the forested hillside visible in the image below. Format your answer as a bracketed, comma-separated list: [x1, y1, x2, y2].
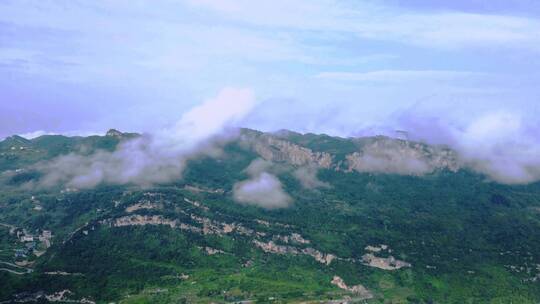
[0, 129, 539, 303]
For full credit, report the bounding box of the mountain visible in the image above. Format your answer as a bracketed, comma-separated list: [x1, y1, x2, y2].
[0, 129, 539, 303]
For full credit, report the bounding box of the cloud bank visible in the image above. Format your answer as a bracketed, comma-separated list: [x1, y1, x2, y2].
[395, 110, 540, 184]
[452, 112, 540, 184]
[233, 159, 292, 209]
[34, 87, 256, 189]
[346, 145, 433, 176]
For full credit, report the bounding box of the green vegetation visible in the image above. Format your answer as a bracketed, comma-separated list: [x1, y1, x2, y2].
[0, 130, 539, 303]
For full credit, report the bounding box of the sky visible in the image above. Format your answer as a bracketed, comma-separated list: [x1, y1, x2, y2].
[1, 0, 540, 138]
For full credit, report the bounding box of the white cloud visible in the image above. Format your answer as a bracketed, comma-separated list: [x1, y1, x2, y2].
[184, 0, 540, 50]
[233, 172, 292, 209]
[355, 12, 540, 50]
[232, 158, 292, 209]
[293, 166, 330, 189]
[163, 87, 256, 150]
[1, 0, 539, 146]
[19, 130, 56, 139]
[456, 112, 540, 184]
[34, 87, 256, 188]
[396, 109, 540, 184]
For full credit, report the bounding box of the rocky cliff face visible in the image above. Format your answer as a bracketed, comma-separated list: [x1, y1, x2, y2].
[345, 138, 460, 175]
[243, 132, 333, 168]
[105, 129, 124, 138]
[242, 130, 460, 175]
[331, 276, 373, 299]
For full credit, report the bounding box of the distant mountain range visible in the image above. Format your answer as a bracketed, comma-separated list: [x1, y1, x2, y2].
[1, 128, 460, 175]
[0, 129, 539, 303]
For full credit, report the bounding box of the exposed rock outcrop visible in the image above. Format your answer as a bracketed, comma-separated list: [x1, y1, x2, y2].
[105, 129, 123, 138]
[12, 289, 95, 303]
[331, 276, 373, 299]
[365, 244, 387, 253]
[346, 138, 459, 175]
[247, 134, 333, 168]
[125, 202, 161, 213]
[243, 130, 460, 177]
[361, 244, 411, 270]
[200, 246, 226, 255]
[252, 240, 336, 265]
[361, 253, 411, 270]
[110, 215, 178, 228]
[183, 197, 209, 211]
[274, 232, 311, 245]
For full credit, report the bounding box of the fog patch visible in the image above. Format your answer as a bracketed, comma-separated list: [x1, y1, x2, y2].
[346, 140, 435, 175]
[245, 158, 329, 190]
[456, 112, 540, 184]
[397, 111, 540, 184]
[33, 87, 256, 189]
[233, 159, 292, 209]
[245, 158, 274, 176]
[293, 166, 330, 189]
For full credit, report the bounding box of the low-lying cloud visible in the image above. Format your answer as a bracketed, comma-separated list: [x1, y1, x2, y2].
[346, 141, 433, 176]
[396, 110, 540, 184]
[293, 165, 330, 189]
[244, 158, 274, 176]
[233, 172, 292, 209]
[233, 158, 292, 209]
[453, 112, 540, 184]
[33, 87, 256, 189]
[10, 89, 540, 188]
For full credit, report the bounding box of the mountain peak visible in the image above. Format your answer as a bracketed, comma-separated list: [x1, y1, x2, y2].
[105, 129, 124, 138]
[2, 135, 31, 146]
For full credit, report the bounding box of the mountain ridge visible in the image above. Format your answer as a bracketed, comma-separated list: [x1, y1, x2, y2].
[2, 127, 462, 180]
[1, 127, 539, 303]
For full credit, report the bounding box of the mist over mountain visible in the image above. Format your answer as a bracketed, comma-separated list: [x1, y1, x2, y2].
[1, 123, 540, 303]
[6, 116, 540, 191]
[2, 0, 540, 303]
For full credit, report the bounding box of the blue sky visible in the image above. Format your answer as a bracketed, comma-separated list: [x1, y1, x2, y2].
[1, 0, 539, 138]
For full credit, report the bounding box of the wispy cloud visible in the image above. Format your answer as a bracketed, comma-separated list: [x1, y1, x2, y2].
[19, 130, 57, 139]
[293, 165, 330, 189]
[187, 0, 540, 50]
[391, 107, 540, 184]
[314, 70, 489, 83]
[0, 0, 539, 145]
[32, 87, 256, 189]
